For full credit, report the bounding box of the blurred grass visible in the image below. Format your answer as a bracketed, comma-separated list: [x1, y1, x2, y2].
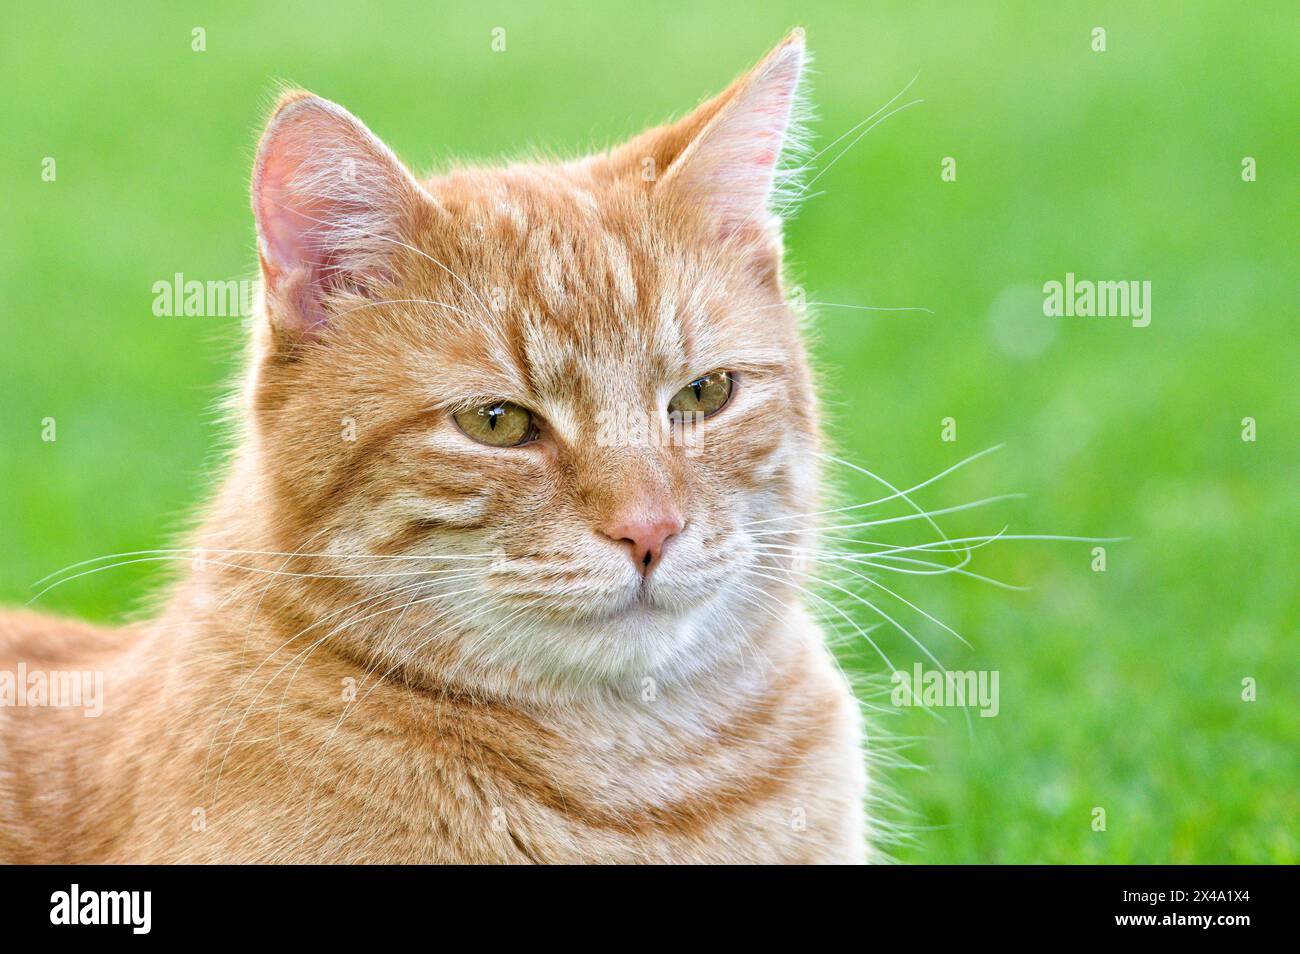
[0, 1, 1295, 862]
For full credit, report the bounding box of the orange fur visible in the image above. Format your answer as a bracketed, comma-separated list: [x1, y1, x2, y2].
[0, 31, 867, 864]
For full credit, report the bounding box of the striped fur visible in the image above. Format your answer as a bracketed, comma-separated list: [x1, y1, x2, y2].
[0, 31, 867, 863]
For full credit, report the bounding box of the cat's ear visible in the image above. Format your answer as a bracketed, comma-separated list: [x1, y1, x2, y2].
[251, 91, 426, 341]
[637, 31, 808, 253]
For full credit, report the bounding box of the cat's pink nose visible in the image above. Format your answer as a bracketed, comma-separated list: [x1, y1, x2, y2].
[600, 508, 684, 576]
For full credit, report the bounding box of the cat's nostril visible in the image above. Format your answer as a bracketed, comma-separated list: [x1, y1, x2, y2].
[600, 511, 684, 576]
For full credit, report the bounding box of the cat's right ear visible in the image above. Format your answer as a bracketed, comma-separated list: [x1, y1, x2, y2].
[251, 91, 426, 344]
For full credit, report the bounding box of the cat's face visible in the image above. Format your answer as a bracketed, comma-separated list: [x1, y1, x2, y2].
[247, 34, 817, 691]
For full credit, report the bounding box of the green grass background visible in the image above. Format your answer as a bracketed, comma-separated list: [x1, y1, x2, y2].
[1, 2, 1294, 862]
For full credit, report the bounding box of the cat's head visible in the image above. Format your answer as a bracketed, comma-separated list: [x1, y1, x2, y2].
[244, 32, 819, 694]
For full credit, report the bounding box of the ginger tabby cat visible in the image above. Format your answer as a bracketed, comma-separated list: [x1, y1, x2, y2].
[0, 31, 868, 863]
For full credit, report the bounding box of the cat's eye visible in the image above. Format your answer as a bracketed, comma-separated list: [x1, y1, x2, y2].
[668, 370, 734, 419]
[453, 402, 536, 447]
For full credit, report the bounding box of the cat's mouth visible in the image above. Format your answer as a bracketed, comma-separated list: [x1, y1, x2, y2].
[587, 582, 670, 621]
[591, 568, 725, 623]
[474, 537, 734, 626]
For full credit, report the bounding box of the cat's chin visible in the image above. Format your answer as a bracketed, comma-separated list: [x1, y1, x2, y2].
[535, 603, 731, 687]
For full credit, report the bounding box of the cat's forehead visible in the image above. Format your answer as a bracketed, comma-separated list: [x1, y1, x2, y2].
[412, 167, 714, 393]
[423, 164, 667, 310]
[392, 164, 791, 424]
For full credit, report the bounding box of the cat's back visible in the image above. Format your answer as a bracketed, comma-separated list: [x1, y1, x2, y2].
[0, 607, 133, 662]
[0, 609, 142, 862]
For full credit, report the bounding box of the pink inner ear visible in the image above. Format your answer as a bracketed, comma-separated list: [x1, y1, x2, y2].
[663, 37, 805, 245]
[255, 142, 339, 333]
[252, 96, 415, 338]
[258, 153, 313, 272]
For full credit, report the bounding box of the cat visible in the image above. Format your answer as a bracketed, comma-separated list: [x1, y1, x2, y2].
[0, 30, 868, 863]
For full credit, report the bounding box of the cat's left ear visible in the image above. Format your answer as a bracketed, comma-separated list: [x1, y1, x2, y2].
[641, 31, 808, 258]
[251, 91, 428, 344]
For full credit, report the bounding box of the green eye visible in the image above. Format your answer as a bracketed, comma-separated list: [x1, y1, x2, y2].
[668, 370, 734, 419]
[454, 402, 536, 447]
